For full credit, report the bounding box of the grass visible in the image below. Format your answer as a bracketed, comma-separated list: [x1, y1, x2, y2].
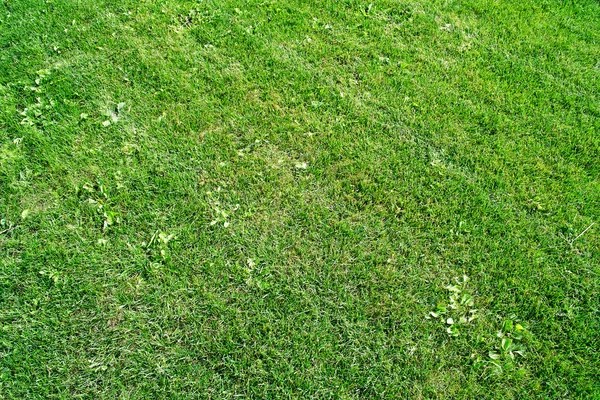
[1, 0, 599, 397]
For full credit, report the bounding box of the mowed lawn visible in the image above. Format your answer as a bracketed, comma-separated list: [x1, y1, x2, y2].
[1, 0, 599, 397]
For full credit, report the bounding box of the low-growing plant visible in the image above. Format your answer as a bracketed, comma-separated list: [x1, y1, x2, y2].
[427, 275, 478, 336]
[475, 319, 530, 379]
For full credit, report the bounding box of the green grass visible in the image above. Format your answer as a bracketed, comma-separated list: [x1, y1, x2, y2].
[1, 0, 599, 397]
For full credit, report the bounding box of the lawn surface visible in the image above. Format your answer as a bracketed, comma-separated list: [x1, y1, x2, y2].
[1, 0, 599, 397]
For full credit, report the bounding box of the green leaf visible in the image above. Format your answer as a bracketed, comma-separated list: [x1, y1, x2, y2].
[461, 294, 474, 307]
[446, 325, 459, 337]
[445, 284, 461, 293]
[514, 350, 525, 357]
[501, 337, 513, 351]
